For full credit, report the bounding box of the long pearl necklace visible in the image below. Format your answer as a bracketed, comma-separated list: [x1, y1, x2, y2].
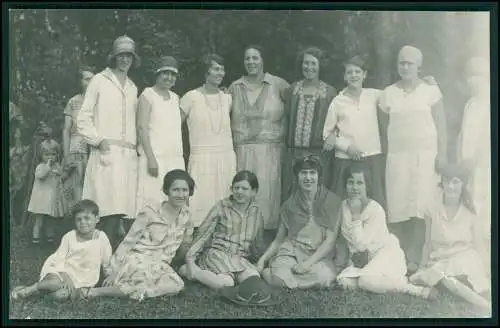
[202, 84, 224, 135]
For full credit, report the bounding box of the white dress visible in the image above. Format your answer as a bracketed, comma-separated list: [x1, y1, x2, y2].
[337, 200, 407, 283]
[77, 68, 139, 219]
[409, 200, 490, 293]
[136, 88, 185, 214]
[180, 89, 236, 227]
[379, 83, 442, 223]
[40, 230, 112, 289]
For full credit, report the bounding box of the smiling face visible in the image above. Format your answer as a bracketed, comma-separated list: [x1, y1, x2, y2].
[74, 210, 99, 236]
[115, 53, 134, 72]
[205, 60, 225, 87]
[344, 64, 366, 89]
[244, 48, 263, 76]
[346, 172, 368, 202]
[156, 70, 177, 90]
[231, 180, 256, 206]
[166, 179, 190, 209]
[297, 169, 319, 192]
[442, 176, 464, 200]
[302, 53, 320, 81]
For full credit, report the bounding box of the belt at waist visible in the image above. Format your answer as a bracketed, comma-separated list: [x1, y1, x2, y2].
[107, 139, 136, 150]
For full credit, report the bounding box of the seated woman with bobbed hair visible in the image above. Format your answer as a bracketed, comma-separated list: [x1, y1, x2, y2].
[257, 156, 343, 289]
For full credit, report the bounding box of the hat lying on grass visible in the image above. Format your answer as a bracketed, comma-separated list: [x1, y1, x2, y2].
[219, 276, 282, 307]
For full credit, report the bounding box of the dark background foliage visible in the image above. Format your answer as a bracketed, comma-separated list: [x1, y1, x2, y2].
[9, 9, 489, 159]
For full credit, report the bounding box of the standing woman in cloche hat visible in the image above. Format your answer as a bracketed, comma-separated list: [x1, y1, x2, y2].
[136, 56, 186, 214]
[77, 35, 141, 251]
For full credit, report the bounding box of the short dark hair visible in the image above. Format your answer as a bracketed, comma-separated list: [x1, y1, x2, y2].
[202, 53, 224, 75]
[342, 163, 373, 200]
[72, 199, 99, 218]
[162, 169, 196, 196]
[343, 54, 369, 72]
[293, 155, 323, 179]
[232, 170, 259, 190]
[244, 44, 265, 61]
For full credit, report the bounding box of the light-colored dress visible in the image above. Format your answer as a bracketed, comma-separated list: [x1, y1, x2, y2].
[63, 94, 89, 215]
[229, 73, 290, 230]
[77, 68, 139, 219]
[267, 187, 342, 288]
[180, 89, 236, 227]
[282, 80, 337, 200]
[40, 229, 112, 289]
[106, 203, 193, 301]
[409, 199, 490, 293]
[457, 96, 491, 242]
[136, 88, 185, 213]
[337, 200, 407, 284]
[27, 162, 65, 217]
[186, 198, 265, 278]
[379, 83, 442, 223]
[322, 88, 385, 207]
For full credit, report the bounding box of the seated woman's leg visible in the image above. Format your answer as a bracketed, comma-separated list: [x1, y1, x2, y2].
[87, 286, 127, 298]
[178, 264, 235, 290]
[293, 261, 336, 289]
[357, 274, 435, 299]
[337, 277, 359, 291]
[235, 266, 260, 283]
[439, 276, 491, 309]
[264, 256, 299, 288]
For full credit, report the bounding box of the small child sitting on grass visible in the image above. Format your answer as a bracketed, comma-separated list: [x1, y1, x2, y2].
[10, 199, 112, 301]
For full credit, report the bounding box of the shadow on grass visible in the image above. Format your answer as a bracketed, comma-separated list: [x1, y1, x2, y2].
[7, 221, 490, 319]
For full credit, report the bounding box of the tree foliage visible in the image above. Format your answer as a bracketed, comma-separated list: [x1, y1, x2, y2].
[9, 9, 487, 154]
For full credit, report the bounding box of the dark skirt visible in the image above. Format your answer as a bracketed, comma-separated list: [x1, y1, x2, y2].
[327, 153, 386, 210]
[281, 147, 334, 203]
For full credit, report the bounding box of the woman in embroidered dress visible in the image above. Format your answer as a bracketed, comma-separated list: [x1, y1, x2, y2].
[456, 57, 491, 276]
[323, 55, 385, 208]
[410, 165, 491, 310]
[77, 35, 140, 250]
[282, 47, 337, 200]
[136, 56, 185, 213]
[336, 164, 437, 300]
[229, 45, 290, 238]
[258, 156, 342, 289]
[62, 66, 95, 215]
[80, 170, 195, 301]
[180, 171, 267, 290]
[180, 54, 236, 228]
[378, 45, 448, 273]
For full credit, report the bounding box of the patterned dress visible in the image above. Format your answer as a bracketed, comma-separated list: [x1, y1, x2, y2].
[229, 73, 290, 229]
[106, 203, 192, 301]
[409, 198, 490, 293]
[282, 80, 337, 200]
[40, 229, 112, 289]
[186, 198, 265, 278]
[267, 186, 342, 288]
[63, 94, 89, 215]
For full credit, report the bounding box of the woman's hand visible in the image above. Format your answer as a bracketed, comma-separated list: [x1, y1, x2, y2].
[292, 261, 312, 275]
[147, 156, 159, 177]
[98, 139, 111, 152]
[346, 145, 363, 160]
[256, 257, 267, 273]
[323, 133, 336, 152]
[185, 263, 198, 281]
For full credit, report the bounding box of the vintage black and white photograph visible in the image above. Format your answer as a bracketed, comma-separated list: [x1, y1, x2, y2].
[5, 3, 494, 320]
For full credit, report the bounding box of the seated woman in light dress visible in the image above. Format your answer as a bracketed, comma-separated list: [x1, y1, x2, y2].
[336, 164, 437, 300]
[79, 170, 195, 301]
[410, 164, 491, 310]
[258, 156, 343, 289]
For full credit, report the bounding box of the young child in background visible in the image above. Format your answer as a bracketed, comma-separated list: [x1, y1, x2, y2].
[27, 139, 67, 244]
[410, 164, 491, 311]
[10, 199, 112, 301]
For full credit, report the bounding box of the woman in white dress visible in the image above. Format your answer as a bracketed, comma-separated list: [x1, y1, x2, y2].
[336, 164, 437, 300]
[456, 56, 491, 276]
[77, 35, 140, 250]
[180, 54, 236, 228]
[136, 56, 185, 213]
[378, 45, 448, 272]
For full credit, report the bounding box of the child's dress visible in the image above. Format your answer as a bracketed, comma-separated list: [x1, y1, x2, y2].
[40, 229, 112, 289]
[27, 162, 65, 217]
[409, 199, 490, 293]
[337, 199, 407, 284]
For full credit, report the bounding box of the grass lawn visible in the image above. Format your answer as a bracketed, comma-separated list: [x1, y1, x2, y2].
[7, 221, 492, 320]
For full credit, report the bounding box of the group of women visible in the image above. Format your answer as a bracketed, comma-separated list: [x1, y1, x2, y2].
[15, 34, 491, 309]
